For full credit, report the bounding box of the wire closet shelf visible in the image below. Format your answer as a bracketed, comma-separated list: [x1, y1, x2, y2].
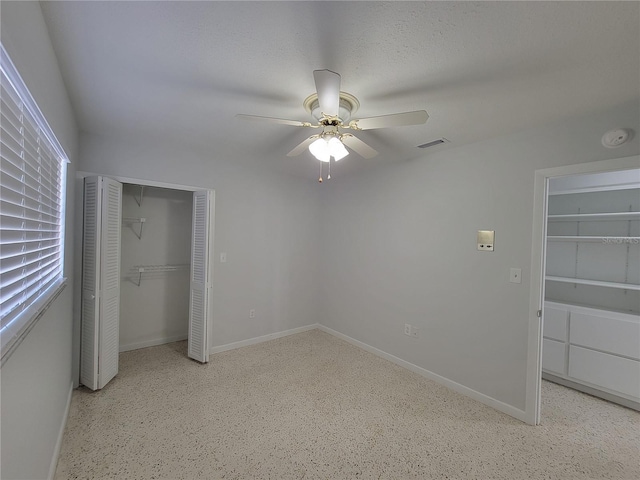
[128, 264, 190, 287]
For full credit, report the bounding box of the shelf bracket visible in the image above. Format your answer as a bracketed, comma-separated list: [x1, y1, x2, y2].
[134, 267, 144, 287]
[122, 217, 146, 240]
[134, 185, 144, 207]
[134, 218, 146, 240]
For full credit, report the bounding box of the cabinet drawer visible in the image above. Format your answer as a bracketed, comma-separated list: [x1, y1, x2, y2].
[569, 346, 640, 399]
[571, 312, 640, 360]
[543, 338, 566, 375]
[543, 305, 568, 341]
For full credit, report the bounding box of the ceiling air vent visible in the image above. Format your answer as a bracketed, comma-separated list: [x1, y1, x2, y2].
[417, 138, 449, 149]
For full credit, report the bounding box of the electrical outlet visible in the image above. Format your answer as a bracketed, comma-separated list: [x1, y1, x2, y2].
[411, 326, 419, 338]
[249, 309, 255, 319]
[404, 324, 411, 336]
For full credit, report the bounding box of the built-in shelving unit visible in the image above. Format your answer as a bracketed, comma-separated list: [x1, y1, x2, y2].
[542, 171, 640, 409]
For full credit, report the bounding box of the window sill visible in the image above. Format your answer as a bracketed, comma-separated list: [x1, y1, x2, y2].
[1, 277, 68, 367]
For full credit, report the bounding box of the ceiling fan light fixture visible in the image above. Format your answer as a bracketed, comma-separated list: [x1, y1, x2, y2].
[309, 137, 331, 162]
[328, 136, 349, 161]
[309, 136, 350, 162]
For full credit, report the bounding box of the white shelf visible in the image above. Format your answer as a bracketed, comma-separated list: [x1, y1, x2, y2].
[548, 212, 640, 222]
[547, 235, 640, 243]
[546, 276, 640, 291]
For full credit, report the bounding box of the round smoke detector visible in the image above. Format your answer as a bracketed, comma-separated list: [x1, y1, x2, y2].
[601, 128, 633, 148]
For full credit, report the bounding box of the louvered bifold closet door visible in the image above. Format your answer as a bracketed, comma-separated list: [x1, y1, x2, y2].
[97, 177, 122, 388]
[80, 177, 102, 390]
[0, 66, 65, 333]
[80, 176, 122, 390]
[189, 190, 211, 363]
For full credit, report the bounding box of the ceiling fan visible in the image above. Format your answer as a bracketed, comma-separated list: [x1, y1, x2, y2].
[237, 69, 428, 180]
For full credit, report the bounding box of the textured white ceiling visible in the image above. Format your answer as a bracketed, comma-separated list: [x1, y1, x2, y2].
[39, 1, 640, 179]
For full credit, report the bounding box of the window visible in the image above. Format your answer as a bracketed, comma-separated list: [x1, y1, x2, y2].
[1, 44, 69, 361]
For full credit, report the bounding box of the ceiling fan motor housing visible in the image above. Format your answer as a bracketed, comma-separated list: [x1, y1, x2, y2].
[303, 92, 360, 124]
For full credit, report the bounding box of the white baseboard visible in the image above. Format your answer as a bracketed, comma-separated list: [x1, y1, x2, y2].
[207, 323, 529, 424]
[210, 324, 319, 354]
[48, 380, 73, 480]
[317, 325, 530, 424]
[119, 334, 188, 352]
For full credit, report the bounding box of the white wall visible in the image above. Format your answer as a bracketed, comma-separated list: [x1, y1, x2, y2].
[119, 185, 192, 350]
[319, 101, 639, 412]
[0, 2, 78, 479]
[78, 132, 323, 350]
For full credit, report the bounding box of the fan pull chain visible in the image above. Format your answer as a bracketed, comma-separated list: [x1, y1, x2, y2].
[318, 161, 323, 183]
[328, 158, 331, 180]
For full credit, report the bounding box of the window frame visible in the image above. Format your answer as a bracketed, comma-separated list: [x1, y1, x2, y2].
[1, 44, 69, 364]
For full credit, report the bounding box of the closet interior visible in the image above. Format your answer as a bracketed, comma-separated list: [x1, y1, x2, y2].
[80, 175, 213, 391]
[542, 169, 640, 410]
[119, 184, 193, 352]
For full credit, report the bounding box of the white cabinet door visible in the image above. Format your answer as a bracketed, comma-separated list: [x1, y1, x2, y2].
[543, 304, 568, 342]
[569, 346, 640, 398]
[188, 190, 212, 363]
[80, 176, 122, 390]
[571, 311, 640, 360]
[542, 338, 567, 375]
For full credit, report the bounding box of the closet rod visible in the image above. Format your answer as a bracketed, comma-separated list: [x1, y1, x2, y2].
[130, 264, 189, 287]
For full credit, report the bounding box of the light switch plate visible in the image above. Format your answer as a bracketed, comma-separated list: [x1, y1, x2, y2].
[477, 230, 495, 251]
[220, 252, 227, 263]
[510, 268, 522, 284]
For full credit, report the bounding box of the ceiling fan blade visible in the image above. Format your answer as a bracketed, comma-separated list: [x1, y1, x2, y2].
[313, 69, 341, 117]
[351, 110, 428, 130]
[341, 134, 379, 159]
[287, 135, 320, 157]
[236, 114, 310, 127]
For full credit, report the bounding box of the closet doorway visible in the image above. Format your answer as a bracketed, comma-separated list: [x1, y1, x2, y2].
[79, 174, 214, 391]
[541, 169, 639, 408]
[527, 155, 639, 424]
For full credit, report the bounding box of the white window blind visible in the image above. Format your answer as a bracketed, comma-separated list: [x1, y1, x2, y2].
[1, 44, 68, 360]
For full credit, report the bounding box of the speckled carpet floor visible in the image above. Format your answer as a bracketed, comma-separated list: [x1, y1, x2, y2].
[55, 329, 639, 479]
